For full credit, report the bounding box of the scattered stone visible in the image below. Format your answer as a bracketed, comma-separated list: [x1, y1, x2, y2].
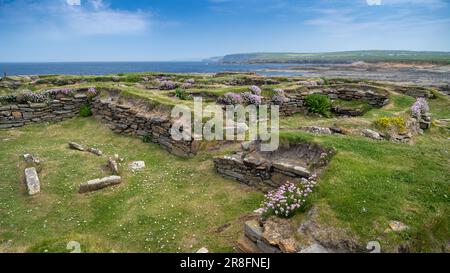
[79, 176, 122, 193]
[362, 129, 382, 140]
[302, 126, 332, 135]
[244, 220, 263, 242]
[299, 243, 330, 253]
[129, 161, 145, 171]
[385, 221, 409, 233]
[196, 247, 209, 253]
[241, 141, 257, 152]
[24, 167, 40, 195]
[256, 240, 282, 253]
[68, 142, 85, 151]
[107, 157, 119, 174]
[23, 153, 40, 165]
[87, 147, 103, 156]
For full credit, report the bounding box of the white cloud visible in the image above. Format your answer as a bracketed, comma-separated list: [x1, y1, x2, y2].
[1, 0, 151, 36]
[366, 0, 382, 6]
[66, 0, 81, 6]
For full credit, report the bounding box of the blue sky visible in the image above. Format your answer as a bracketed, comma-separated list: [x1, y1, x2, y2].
[0, 0, 449, 61]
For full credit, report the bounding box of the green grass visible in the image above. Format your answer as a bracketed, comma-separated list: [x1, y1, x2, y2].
[0, 118, 263, 253]
[221, 50, 450, 65]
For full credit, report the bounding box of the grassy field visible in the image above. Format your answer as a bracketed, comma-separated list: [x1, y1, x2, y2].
[0, 73, 449, 253]
[219, 50, 450, 64]
[0, 118, 262, 253]
[281, 92, 450, 252]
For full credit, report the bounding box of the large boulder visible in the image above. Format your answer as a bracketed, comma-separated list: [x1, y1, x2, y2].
[79, 176, 122, 193]
[24, 167, 40, 195]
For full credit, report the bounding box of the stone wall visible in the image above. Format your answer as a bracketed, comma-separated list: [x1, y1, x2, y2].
[91, 98, 199, 157]
[278, 85, 390, 116]
[213, 142, 333, 192]
[0, 94, 89, 129]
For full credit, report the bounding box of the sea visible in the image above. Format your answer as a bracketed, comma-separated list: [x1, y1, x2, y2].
[0, 62, 302, 77]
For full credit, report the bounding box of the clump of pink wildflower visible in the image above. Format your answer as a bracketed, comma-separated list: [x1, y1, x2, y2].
[259, 179, 316, 218]
[242, 92, 262, 105]
[411, 97, 429, 117]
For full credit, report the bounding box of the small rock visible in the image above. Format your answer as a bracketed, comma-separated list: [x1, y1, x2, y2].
[278, 238, 299, 253]
[385, 221, 409, 233]
[362, 129, 382, 140]
[68, 142, 85, 151]
[79, 176, 122, 193]
[87, 147, 103, 156]
[196, 247, 209, 253]
[107, 157, 119, 174]
[129, 161, 145, 170]
[24, 167, 40, 195]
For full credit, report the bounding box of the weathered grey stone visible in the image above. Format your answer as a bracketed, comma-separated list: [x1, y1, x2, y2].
[29, 103, 47, 109]
[272, 161, 310, 178]
[87, 147, 103, 156]
[129, 161, 145, 170]
[24, 167, 40, 195]
[196, 247, 209, 253]
[23, 153, 40, 165]
[68, 142, 85, 151]
[385, 221, 409, 233]
[302, 126, 332, 135]
[244, 220, 263, 242]
[107, 157, 119, 174]
[79, 176, 122, 193]
[362, 129, 382, 140]
[236, 235, 261, 253]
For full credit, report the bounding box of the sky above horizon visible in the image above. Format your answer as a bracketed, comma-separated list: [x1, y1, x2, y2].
[0, 0, 449, 62]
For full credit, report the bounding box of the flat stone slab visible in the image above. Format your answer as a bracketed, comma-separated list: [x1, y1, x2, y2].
[129, 161, 145, 170]
[244, 220, 263, 242]
[79, 176, 122, 193]
[68, 142, 85, 151]
[107, 157, 119, 174]
[24, 167, 40, 195]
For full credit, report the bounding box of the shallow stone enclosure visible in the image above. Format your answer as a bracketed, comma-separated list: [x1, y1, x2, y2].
[214, 141, 334, 192]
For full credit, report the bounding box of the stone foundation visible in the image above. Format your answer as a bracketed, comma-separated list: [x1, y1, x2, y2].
[91, 98, 199, 157]
[236, 217, 299, 253]
[214, 141, 333, 192]
[0, 94, 89, 129]
[278, 85, 390, 116]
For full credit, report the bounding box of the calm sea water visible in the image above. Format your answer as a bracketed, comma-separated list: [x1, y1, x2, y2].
[0, 62, 301, 77]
